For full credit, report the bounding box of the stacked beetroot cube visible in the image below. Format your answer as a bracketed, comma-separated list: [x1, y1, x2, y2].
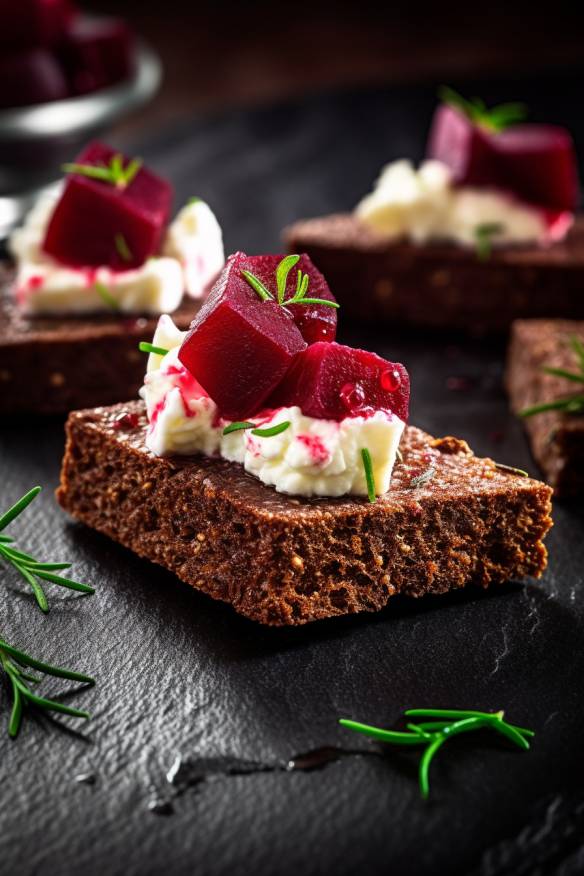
[178, 252, 410, 423]
[428, 99, 579, 212]
[42, 141, 172, 270]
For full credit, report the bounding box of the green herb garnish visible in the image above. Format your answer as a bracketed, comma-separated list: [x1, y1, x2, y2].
[475, 222, 505, 261]
[520, 335, 584, 418]
[410, 466, 436, 489]
[62, 153, 142, 189]
[439, 86, 528, 133]
[222, 420, 291, 437]
[240, 270, 273, 302]
[139, 342, 170, 357]
[361, 448, 376, 503]
[95, 281, 118, 310]
[223, 421, 255, 435]
[252, 421, 290, 438]
[114, 233, 132, 263]
[0, 636, 94, 738]
[241, 255, 339, 309]
[340, 706, 534, 799]
[187, 196, 202, 205]
[0, 487, 94, 614]
[494, 462, 529, 478]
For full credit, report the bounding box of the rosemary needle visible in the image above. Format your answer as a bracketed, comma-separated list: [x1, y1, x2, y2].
[340, 707, 534, 799]
[0, 487, 94, 613]
[520, 334, 584, 418]
[241, 256, 339, 309]
[0, 636, 94, 738]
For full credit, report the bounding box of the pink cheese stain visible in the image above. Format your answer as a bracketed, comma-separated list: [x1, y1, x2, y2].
[163, 364, 208, 418]
[83, 268, 99, 287]
[543, 209, 574, 243]
[16, 273, 44, 306]
[296, 434, 331, 466]
[149, 396, 167, 432]
[251, 408, 283, 427]
[245, 434, 262, 458]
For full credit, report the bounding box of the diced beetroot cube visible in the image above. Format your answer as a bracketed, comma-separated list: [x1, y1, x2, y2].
[178, 252, 307, 420]
[427, 104, 496, 187]
[42, 141, 173, 270]
[428, 104, 580, 212]
[59, 15, 135, 95]
[0, 0, 74, 49]
[269, 342, 410, 423]
[0, 50, 69, 109]
[231, 253, 337, 344]
[493, 125, 579, 212]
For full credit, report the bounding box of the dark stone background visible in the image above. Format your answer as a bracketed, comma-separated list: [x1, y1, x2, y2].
[1, 76, 584, 876]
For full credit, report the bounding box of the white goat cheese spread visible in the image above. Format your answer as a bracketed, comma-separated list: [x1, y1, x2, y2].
[9, 189, 224, 314]
[139, 316, 405, 498]
[355, 159, 566, 247]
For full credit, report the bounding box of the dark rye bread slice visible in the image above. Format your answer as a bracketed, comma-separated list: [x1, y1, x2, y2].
[57, 400, 553, 626]
[284, 214, 584, 335]
[507, 319, 584, 498]
[0, 263, 199, 415]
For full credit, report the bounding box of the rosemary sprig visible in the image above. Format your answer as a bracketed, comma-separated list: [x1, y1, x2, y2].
[361, 448, 376, 503]
[139, 342, 170, 357]
[410, 466, 436, 488]
[114, 233, 133, 263]
[252, 421, 290, 438]
[222, 421, 291, 438]
[439, 86, 528, 132]
[62, 153, 142, 189]
[0, 487, 94, 614]
[475, 222, 505, 261]
[493, 462, 529, 478]
[241, 255, 339, 309]
[95, 281, 118, 310]
[340, 706, 534, 799]
[0, 636, 94, 738]
[241, 270, 272, 302]
[222, 421, 255, 435]
[520, 335, 584, 418]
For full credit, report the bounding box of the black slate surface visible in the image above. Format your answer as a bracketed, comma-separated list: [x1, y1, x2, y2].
[1, 76, 584, 876]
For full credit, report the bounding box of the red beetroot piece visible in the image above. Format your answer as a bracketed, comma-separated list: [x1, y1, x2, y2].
[241, 254, 337, 344]
[427, 104, 496, 187]
[0, 49, 69, 109]
[178, 252, 307, 420]
[59, 15, 135, 95]
[428, 104, 579, 212]
[43, 142, 173, 270]
[0, 0, 74, 49]
[269, 341, 410, 423]
[494, 125, 579, 212]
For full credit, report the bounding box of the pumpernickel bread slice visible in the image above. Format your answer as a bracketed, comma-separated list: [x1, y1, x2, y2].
[284, 214, 584, 335]
[57, 401, 553, 625]
[0, 265, 198, 415]
[507, 318, 584, 498]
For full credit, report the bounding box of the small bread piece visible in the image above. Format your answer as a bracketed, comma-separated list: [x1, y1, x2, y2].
[284, 214, 584, 334]
[507, 318, 584, 497]
[57, 401, 552, 626]
[0, 267, 197, 415]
